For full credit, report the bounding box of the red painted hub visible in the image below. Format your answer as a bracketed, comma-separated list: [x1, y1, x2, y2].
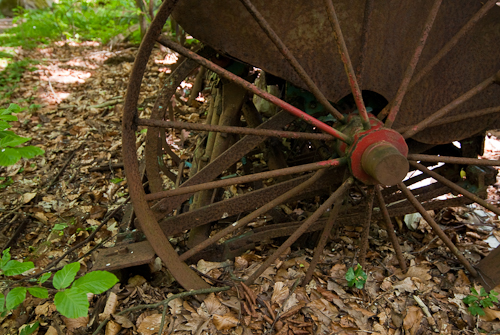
[338, 114, 408, 185]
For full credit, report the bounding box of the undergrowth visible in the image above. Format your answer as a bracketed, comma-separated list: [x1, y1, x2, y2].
[0, 0, 142, 47]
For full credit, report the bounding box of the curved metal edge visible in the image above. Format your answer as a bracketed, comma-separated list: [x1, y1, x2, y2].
[122, 0, 211, 291]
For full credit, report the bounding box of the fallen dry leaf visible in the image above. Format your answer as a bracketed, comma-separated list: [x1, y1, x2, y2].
[213, 313, 239, 330]
[136, 314, 164, 335]
[105, 319, 121, 335]
[271, 281, 289, 306]
[403, 306, 424, 335]
[481, 308, 500, 321]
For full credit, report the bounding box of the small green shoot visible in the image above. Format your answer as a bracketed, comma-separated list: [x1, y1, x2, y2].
[345, 263, 367, 289]
[463, 287, 498, 316]
[110, 177, 123, 184]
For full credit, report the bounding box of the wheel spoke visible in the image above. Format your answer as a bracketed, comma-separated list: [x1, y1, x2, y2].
[396, 106, 500, 133]
[157, 36, 352, 144]
[397, 182, 478, 276]
[358, 186, 375, 267]
[407, 154, 500, 166]
[409, 0, 498, 90]
[409, 161, 500, 217]
[356, 0, 374, 88]
[179, 169, 328, 262]
[324, 0, 370, 130]
[375, 185, 407, 272]
[402, 71, 500, 139]
[303, 191, 344, 285]
[245, 177, 354, 285]
[383, 0, 443, 128]
[144, 158, 347, 201]
[137, 118, 337, 141]
[239, 0, 345, 122]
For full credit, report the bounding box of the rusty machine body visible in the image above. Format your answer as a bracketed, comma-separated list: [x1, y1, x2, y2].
[115, 0, 500, 292]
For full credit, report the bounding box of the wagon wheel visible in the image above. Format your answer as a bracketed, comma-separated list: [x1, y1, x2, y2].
[123, 0, 500, 291]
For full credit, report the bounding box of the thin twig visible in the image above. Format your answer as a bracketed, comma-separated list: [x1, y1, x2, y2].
[46, 146, 81, 190]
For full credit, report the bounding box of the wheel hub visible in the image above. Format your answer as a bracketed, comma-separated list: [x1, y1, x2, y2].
[338, 114, 409, 185]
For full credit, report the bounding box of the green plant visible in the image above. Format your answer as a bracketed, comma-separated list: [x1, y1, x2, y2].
[345, 263, 367, 289]
[0, 248, 119, 319]
[0, 103, 44, 166]
[0, 0, 143, 47]
[0, 59, 37, 102]
[463, 287, 498, 316]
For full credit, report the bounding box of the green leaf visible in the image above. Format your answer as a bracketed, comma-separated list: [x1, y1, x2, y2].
[6, 287, 27, 310]
[0, 148, 22, 166]
[345, 267, 355, 286]
[479, 287, 488, 297]
[19, 321, 39, 335]
[53, 262, 80, 290]
[16, 146, 45, 159]
[2, 260, 34, 276]
[72, 271, 118, 294]
[468, 305, 485, 316]
[0, 134, 31, 148]
[54, 287, 89, 319]
[0, 293, 4, 313]
[53, 223, 68, 231]
[110, 177, 123, 184]
[471, 287, 479, 296]
[1, 248, 11, 269]
[0, 121, 10, 131]
[0, 115, 18, 122]
[38, 272, 52, 284]
[6, 103, 22, 114]
[463, 295, 479, 304]
[27, 287, 48, 299]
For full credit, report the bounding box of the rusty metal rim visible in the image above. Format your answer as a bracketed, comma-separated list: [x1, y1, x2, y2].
[122, 0, 211, 291]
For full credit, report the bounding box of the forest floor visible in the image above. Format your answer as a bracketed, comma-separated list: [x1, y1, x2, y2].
[0, 41, 499, 335]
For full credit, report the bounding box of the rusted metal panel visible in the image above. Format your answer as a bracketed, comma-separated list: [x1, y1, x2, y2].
[173, 1, 500, 144]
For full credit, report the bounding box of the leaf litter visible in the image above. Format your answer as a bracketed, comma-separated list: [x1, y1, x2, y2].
[0, 40, 498, 335]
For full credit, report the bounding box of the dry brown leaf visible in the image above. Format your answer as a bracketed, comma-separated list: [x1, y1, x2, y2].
[44, 326, 58, 335]
[282, 293, 298, 313]
[99, 292, 118, 321]
[307, 298, 338, 325]
[271, 281, 289, 306]
[112, 314, 135, 329]
[403, 306, 423, 335]
[196, 259, 232, 274]
[213, 313, 239, 330]
[481, 308, 500, 321]
[329, 263, 347, 279]
[405, 265, 432, 281]
[105, 319, 122, 335]
[22, 192, 37, 204]
[61, 316, 89, 333]
[136, 314, 163, 335]
[35, 302, 57, 316]
[127, 275, 147, 287]
[393, 277, 417, 293]
[203, 293, 227, 316]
